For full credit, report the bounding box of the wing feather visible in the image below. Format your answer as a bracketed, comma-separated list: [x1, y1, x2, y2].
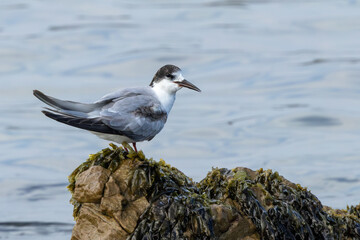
[33, 90, 107, 113]
[37, 87, 167, 142]
[99, 90, 167, 141]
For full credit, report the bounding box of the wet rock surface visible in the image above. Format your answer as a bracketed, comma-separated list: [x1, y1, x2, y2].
[68, 144, 360, 240]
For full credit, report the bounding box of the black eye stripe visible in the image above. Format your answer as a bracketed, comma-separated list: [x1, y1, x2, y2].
[166, 74, 174, 79]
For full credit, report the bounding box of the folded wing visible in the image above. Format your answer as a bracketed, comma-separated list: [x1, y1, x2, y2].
[35, 87, 167, 142]
[100, 90, 168, 141]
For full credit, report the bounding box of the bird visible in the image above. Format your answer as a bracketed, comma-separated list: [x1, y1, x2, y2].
[33, 64, 201, 152]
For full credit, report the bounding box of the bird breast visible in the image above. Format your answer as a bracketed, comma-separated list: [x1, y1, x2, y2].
[152, 88, 176, 114]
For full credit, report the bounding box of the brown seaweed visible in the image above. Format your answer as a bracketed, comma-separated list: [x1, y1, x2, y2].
[68, 145, 360, 240]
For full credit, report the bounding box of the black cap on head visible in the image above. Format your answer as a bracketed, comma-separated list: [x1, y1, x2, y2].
[150, 64, 181, 87]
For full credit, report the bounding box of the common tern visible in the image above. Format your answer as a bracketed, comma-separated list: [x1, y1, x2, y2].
[33, 64, 201, 152]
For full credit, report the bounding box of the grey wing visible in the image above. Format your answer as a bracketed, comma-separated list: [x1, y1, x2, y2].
[96, 87, 148, 103]
[99, 92, 168, 142]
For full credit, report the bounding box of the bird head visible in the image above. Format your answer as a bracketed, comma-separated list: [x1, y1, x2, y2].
[150, 65, 201, 94]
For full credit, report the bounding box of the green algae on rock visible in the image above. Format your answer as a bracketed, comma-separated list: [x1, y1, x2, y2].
[198, 167, 360, 239]
[68, 145, 360, 240]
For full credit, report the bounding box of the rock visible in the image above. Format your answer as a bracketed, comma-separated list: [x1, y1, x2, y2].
[100, 194, 125, 214]
[68, 144, 360, 239]
[73, 166, 111, 203]
[114, 196, 149, 233]
[71, 203, 128, 240]
[103, 176, 120, 197]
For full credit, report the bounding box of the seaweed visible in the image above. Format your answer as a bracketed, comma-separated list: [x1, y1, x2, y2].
[68, 145, 360, 239]
[198, 167, 360, 240]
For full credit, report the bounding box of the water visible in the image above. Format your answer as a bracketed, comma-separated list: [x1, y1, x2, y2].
[1, 0, 360, 238]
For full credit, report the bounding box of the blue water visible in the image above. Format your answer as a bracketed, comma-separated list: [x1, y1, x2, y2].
[1, 0, 360, 239]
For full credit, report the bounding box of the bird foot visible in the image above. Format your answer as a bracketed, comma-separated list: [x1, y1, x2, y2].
[121, 142, 138, 153]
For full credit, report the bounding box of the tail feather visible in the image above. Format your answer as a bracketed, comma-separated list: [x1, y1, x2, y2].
[35, 90, 135, 138]
[33, 90, 102, 113]
[41, 110, 118, 134]
[43, 107, 84, 118]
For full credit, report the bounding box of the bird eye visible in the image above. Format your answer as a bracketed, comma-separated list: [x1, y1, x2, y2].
[166, 74, 174, 79]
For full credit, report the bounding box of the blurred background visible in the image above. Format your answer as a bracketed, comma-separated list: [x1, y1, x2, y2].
[1, 0, 360, 239]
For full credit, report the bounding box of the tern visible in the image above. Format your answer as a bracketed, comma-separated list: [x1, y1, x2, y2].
[33, 64, 201, 152]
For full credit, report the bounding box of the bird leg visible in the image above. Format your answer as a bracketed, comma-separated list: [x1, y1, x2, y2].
[121, 141, 131, 153]
[132, 143, 138, 153]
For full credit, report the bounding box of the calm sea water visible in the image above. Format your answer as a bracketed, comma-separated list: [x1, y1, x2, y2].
[1, 0, 360, 239]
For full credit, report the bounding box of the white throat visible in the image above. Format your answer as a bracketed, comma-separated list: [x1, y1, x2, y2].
[151, 80, 179, 113]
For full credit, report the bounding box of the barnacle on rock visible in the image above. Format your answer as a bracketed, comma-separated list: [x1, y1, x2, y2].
[68, 145, 360, 240]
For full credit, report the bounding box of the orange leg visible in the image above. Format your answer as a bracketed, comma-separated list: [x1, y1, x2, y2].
[132, 143, 138, 153]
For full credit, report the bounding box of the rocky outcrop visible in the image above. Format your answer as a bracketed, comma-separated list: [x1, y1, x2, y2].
[68, 143, 360, 239]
